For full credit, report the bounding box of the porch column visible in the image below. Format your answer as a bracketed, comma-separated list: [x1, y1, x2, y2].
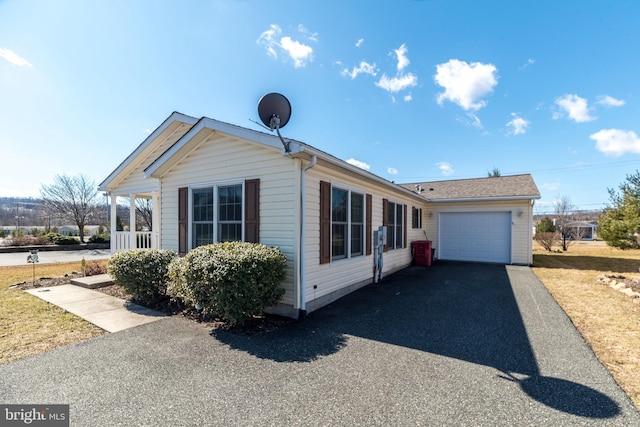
[152, 191, 160, 249]
[129, 194, 136, 249]
[110, 194, 117, 254]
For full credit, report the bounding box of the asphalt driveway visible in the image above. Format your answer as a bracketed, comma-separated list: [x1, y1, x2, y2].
[2, 262, 639, 426]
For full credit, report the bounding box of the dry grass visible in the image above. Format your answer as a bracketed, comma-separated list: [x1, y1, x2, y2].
[532, 241, 640, 409]
[0, 262, 105, 365]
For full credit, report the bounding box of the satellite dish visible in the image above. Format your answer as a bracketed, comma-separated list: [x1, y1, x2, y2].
[258, 93, 292, 129]
[257, 93, 292, 152]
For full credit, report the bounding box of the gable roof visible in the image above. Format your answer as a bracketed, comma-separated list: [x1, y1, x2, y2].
[401, 174, 540, 202]
[99, 112, 199, 191]
[102, 112, 427, 203]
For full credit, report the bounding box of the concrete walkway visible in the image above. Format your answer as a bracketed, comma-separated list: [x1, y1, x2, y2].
[25, 284, 166, 332]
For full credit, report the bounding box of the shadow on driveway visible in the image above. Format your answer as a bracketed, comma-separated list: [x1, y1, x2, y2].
[213, 262, 622, 419]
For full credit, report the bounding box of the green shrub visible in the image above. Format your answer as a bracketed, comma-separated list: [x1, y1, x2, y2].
[109, 249, 177, 304]
[88, 234, 110, 243]
[55, 236, 79, 245]
[168, 242, 287, 326]
[44, 232, 79, 245]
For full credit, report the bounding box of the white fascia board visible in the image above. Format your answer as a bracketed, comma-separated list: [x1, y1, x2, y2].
[297, 145, 427, 203]
[99, 112, 198, 191]
[428, 195, 541, 203]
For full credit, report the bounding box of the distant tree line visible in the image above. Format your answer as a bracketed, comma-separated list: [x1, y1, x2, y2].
[1, 174, 150, 242]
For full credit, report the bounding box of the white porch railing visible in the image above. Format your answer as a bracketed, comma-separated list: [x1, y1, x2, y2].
[112, 231, 156, 253]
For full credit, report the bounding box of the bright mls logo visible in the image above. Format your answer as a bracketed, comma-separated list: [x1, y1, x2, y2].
[1, 405, 69, 426]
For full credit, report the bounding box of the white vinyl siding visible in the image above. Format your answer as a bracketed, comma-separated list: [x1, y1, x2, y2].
[305, 164, 426, 307]
[159, 131, 298, 306]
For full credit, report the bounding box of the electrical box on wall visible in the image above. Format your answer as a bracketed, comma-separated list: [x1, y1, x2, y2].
[377, 226, 387, 246]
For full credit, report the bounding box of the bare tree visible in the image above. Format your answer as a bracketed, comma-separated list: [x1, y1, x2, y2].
[534, 232, 558, 252]
[554, 194, 575, 251]
[40, 174, 100, 242]
[135, 198, 153, 231]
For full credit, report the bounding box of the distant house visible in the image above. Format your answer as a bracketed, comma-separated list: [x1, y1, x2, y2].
[99, 112, 540, 318]
[58, 225, 101, 237]
[565, 221, 597, 240]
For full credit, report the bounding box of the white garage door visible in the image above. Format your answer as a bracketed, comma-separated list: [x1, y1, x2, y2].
[439, 212, 511, 263]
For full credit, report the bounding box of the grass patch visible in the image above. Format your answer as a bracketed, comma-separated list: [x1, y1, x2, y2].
[0, 262, 105, 365]
[532, 241, 640, 409]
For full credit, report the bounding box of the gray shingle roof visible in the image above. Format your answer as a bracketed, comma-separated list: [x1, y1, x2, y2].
[400, 174, 540, 201]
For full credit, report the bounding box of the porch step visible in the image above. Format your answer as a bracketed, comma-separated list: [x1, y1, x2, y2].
[70, 274, 114, 289]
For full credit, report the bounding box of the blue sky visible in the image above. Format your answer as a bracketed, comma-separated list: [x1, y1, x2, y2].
[1, 0, 639, 214]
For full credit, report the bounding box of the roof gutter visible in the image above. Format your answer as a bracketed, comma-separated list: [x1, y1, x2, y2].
[289, 143, 426, 203]
[427, 195, 541, 203]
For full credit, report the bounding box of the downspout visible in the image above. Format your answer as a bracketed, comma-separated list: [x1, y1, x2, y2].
[299, 155, 317, 319]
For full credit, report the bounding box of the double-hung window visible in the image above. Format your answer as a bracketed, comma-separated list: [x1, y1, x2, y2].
[192, 183, 243, 248]
[387, 201, 404, 250]
[331, 187, 364, 260]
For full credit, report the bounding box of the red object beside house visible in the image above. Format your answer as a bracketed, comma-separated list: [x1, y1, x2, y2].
[411, 240, 432, 267]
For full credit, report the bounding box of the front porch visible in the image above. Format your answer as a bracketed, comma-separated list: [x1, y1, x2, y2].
[109, 191, 160, 254]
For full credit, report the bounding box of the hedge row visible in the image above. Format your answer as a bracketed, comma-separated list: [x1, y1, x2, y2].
[108, 242, 287, 326]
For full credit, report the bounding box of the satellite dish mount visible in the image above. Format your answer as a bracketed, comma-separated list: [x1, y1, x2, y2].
[258, 93, 292, 153]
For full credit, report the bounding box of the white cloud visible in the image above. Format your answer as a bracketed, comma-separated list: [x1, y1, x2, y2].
[436, 161, 455, 176]
[435, 59, 498, 111]
[375, 73, 418, 93]
[257, 24, 282, 59]
[387, 167, 398, 175]
[257, 24, 314, 68]
[457, 113, 482, 128]
[297, 24, 318, 42]
[280, 36, 314, 68]
[554, 94, 595, 123]
[590, 128, 640, 156]
[506, 113, 530, 135]
[341, 61, 377, 79]
[596, 95, 625, 107]
[0, 48, 33, 68]
[346, 158, 371, 170]
[519, 58, 535, 70]
[355, 38, 364, 47]
[394, 44, 410, 72]
[143, 128, 152, 134]
[403, 94, 412, 102]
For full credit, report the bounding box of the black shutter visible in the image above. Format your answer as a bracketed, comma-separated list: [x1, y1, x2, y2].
[403, 204, 408, 248]
[366, 194, 372, 256]
[244, 179, 260, 243]
[382, 198, 388, 253]
[320, 181, 331, 264]
[178, 187, 188, 255]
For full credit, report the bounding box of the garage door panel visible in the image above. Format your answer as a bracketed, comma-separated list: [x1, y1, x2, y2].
[439, 212, 511, 263]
